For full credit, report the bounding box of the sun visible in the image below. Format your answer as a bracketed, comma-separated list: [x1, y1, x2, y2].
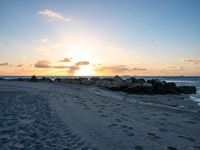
[75, 64, 95, 76]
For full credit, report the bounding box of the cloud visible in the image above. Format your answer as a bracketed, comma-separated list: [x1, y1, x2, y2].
[67, 61, 90, 75]
[182, 58, 200, 64]
[161, 64, 184, 71]
[132, 67, 146, 71]
[59, 57, 72, 62]
[38, 9, 70, 21]
[53, 65, 69, 69]
[67, 65, 80, 75]
[94, 65, 146, 75]
[35, 60, 51, 68]
[17, 64, 23, 67]
[75, 61, 89, 66]
[0, 62, 8, 66]
[34, 59, 89, 75]
[95, 65, 131, 73]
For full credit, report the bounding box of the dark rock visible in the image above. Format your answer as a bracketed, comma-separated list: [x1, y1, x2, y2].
[40, 77, 52, 83]
[113, 75, 123, 82]
[108, 84, 122, 91]
[124, 83, 153, 94]
[29, 75, 38, 82]
[54, 78, 62, 83]
[90, 77, 101, 82]
[147, 79, 162, 85]
[153, 83, 167, 94]
[129, 77, 139, 83]
[101, 78, 113, 81]
[164, 82, 178, 94]
[82, 78, 94, 85]
[177, 86, 196, 94]
[138, 79, 145, 83]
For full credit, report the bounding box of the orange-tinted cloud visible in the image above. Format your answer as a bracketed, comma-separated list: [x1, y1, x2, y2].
[75, 61, 89, 66]
[94, 65, 146, 75]
[59, 57, 72, 62]
[0, 62, 8, 66]
[35, 60, 51, 68]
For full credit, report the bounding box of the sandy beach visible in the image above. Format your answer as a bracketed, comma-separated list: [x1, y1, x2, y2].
[0, 80, 200, 150]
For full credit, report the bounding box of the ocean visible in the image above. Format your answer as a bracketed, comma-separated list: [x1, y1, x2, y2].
[1, 76, 200, 104]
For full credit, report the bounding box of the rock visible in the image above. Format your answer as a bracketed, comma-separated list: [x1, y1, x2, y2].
[90, 77, 101, 82]
[124, 83, 142, 94]
[101, 78, 113, 82]
[153, 83, 167, 94]
[164, 82, 178, 94]
[108, 83, 122, 91]
[138, 79, 145, 83]
[147, 79, 162, 85]
[17, 78, 29, 82]
[40, 77, 52, 83]
[124, 79, 134, 87]
[70, 79, 82, 84]
[124, 83, 153, 94]
[177, 86, 196, 94]
[129, 77, 139, 83]
[54, 78, 62, 83]
[113, 75, 123, 82]
[29, 75, 38, 82]
[95, 80, 111, 88]
[82, 78, 94, 85]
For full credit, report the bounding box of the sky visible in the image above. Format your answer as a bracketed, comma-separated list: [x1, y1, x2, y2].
[0, 0, 200, 76]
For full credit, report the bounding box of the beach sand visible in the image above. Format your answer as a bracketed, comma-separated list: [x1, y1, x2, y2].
[0, 80, 200, 150]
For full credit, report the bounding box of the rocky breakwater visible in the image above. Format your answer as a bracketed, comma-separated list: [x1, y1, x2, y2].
[9, 75, 197, 95]
[106, 76, 196, 95]
[53, 75, 196, 95]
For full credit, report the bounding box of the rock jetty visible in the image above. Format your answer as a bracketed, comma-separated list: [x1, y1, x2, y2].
[7, 75, 197, 94]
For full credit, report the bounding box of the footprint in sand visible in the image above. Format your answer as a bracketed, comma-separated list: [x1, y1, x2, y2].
[159, 128, 168, 132]
[167, 146, 178, 150]
[115, 119, 122, 123]
[177, 135, 195, 142]
[135, 145, 143, 150]
[100, 114, 108, 118]
[107, 123, 118, 128]
[147, 132, 161, 140]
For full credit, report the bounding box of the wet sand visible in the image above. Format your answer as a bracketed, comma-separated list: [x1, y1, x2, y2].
[0, 80, 200, 150]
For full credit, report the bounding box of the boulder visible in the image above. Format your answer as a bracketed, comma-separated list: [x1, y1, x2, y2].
[147, 79, 162, 85]
[29, 75, 38, 82]
[153, 83, 166, 94]
[129, 77, 139, 83]
[113, 75, 123, 82]
[82, 78, 94, 85]
[124, 83, 153, 94]
[164, 82, 177, 94]
[54, 78, 62, 83]
[40, 77, 52, 83]
[70, 79, 82, 84]
[138, 79, 146, 83]
[95, 80, 111, 88]
[177, 86, 196, 94]
[90, 77, 101, 82]
[101, 78, 113, 82]
[124, 83, 142, 94]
